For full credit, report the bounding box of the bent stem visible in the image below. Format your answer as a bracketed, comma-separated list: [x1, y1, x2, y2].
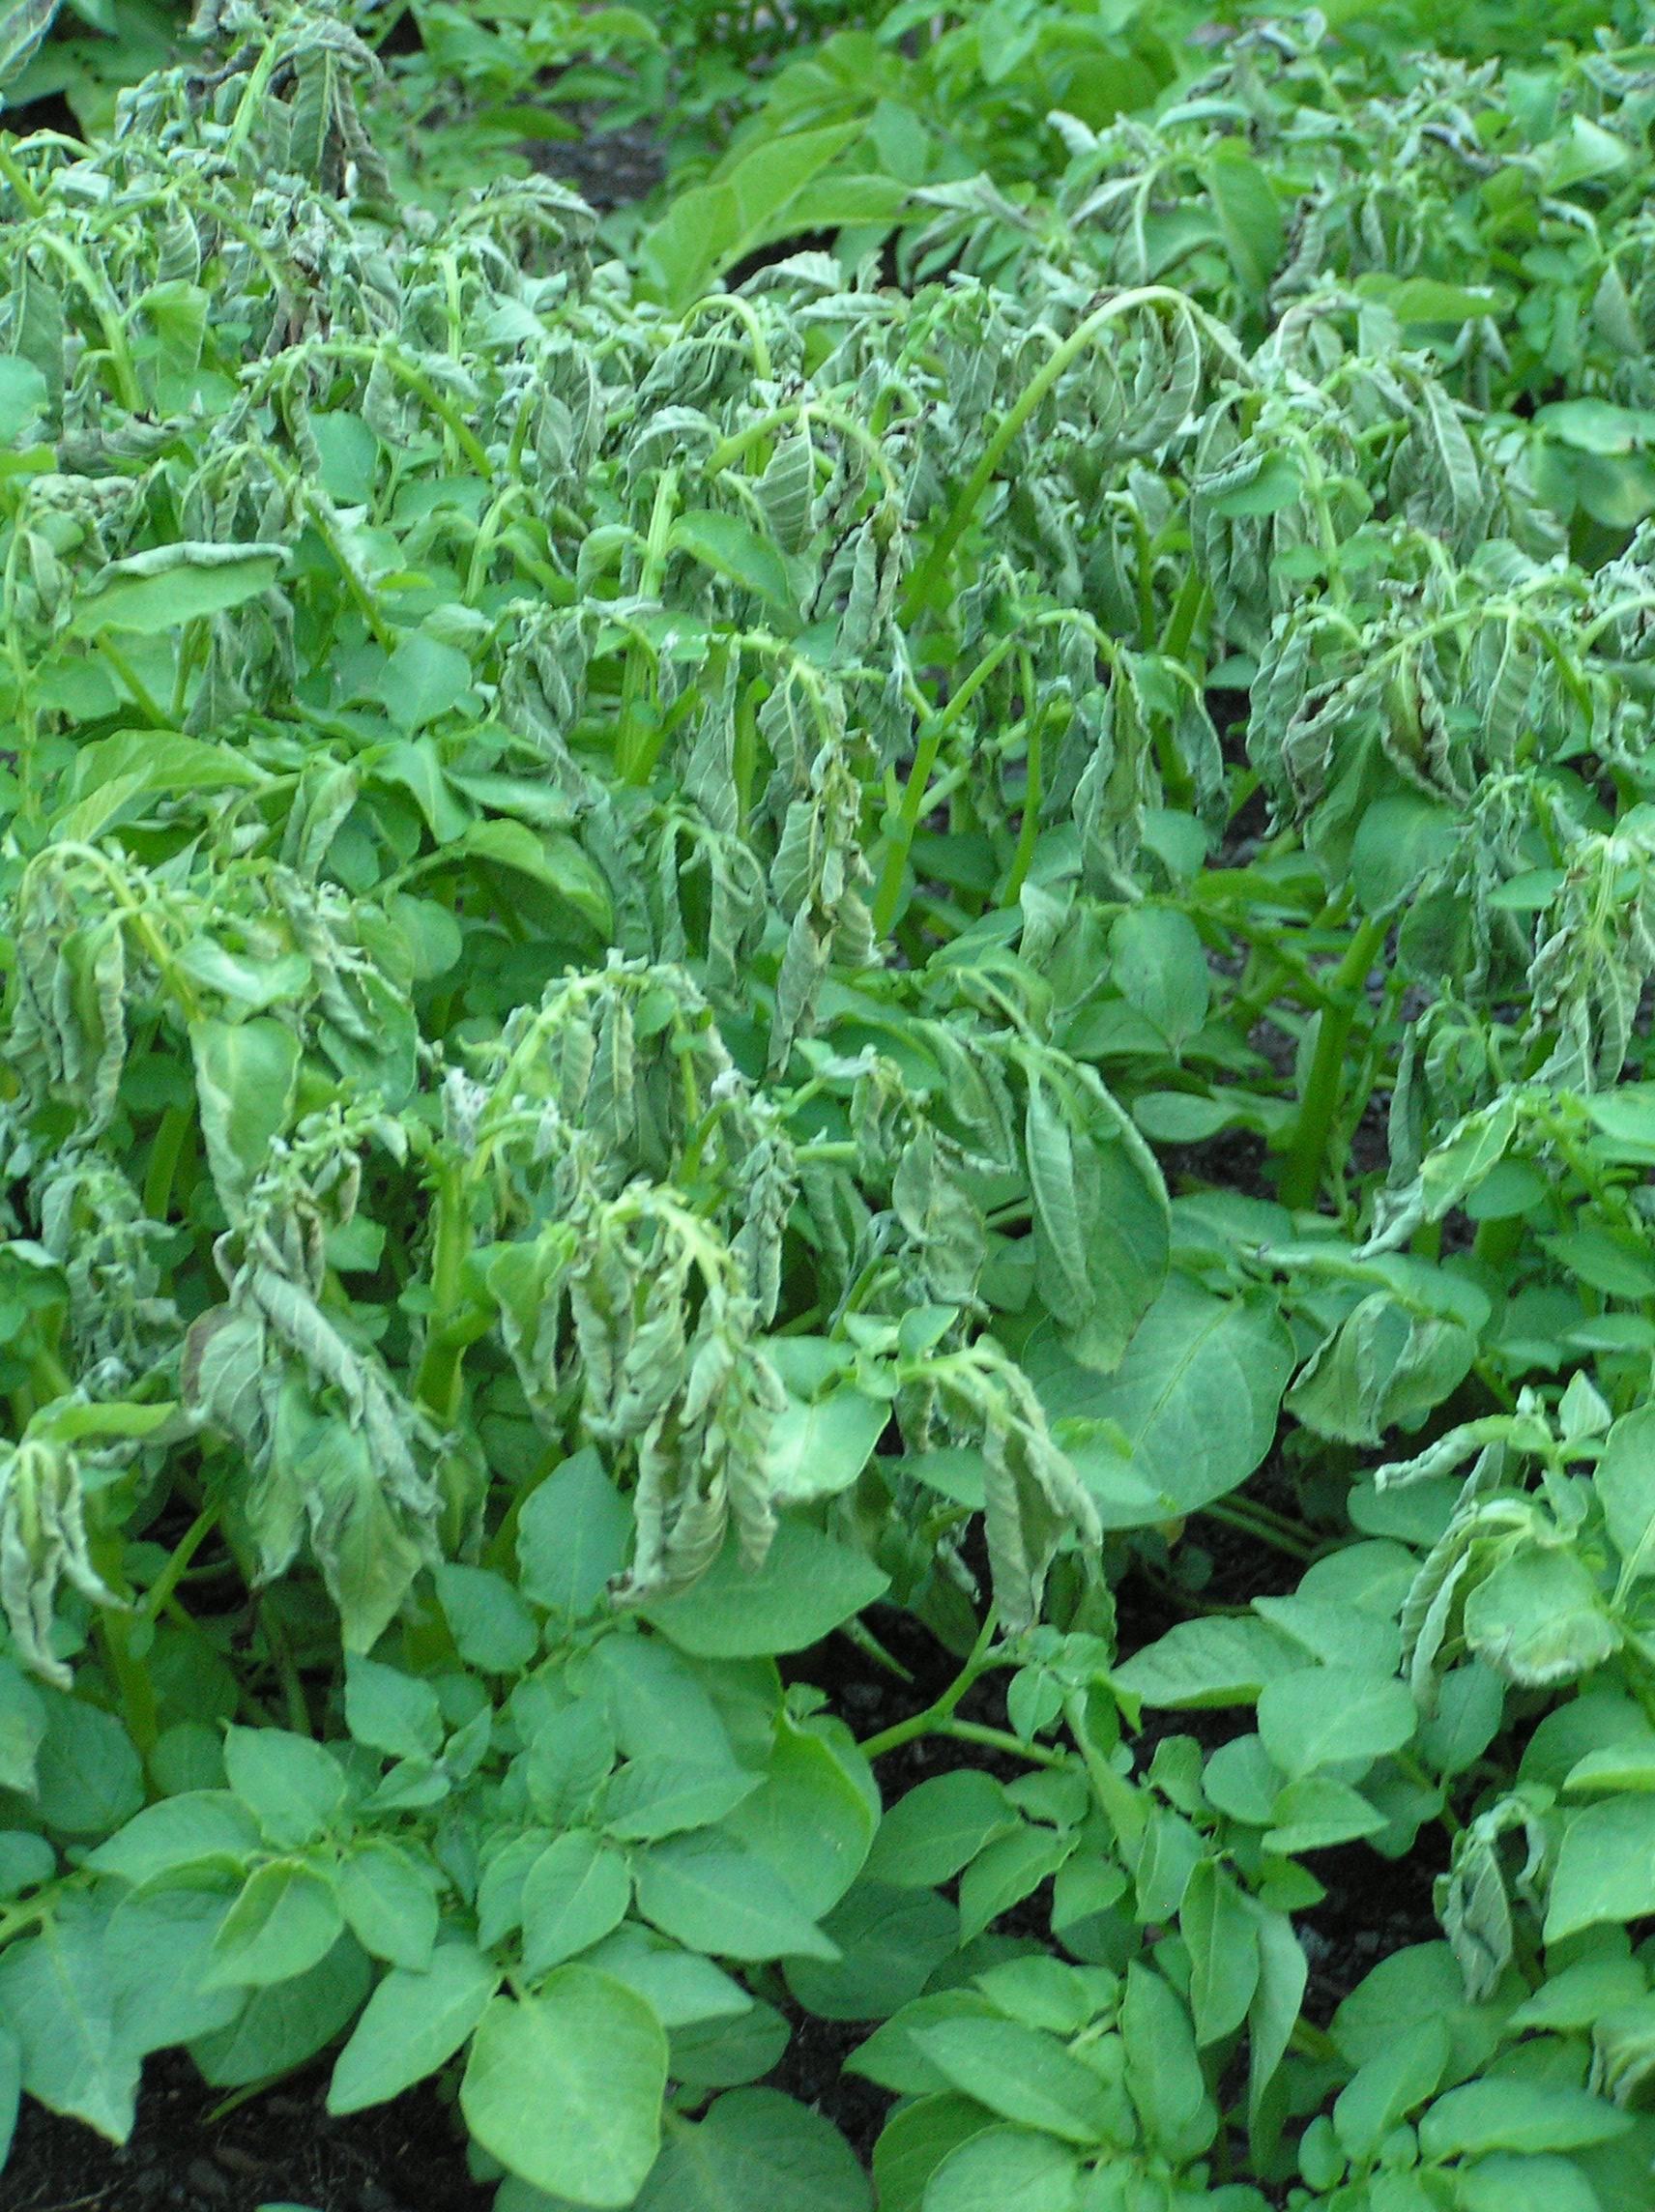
[871, 630, 1022, 935]
[858, 1606, 1002, 1759]
[901, 287, 1247, 615]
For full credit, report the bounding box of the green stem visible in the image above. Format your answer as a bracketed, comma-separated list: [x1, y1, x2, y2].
[1002, 655, 1045, 910]
[139, 1497, 224, 1627]
[22, 232, 142, 412]
[141, 1103, 192, 1223]
[259, 1599, 311, 1736]
[858, 1608, 1001, 1759]
[871, 631, 1021, 934]
[1198, 1498, 1318, 1561]
[618, 467, 681, 784]
[99, 1615, 159, 1759]
[96, 638, 170, 728]
[1277, 913, 1388, 1211]
[939, 1718, 1073, 1771]
[902, 288, 1246, 614]
[302, 341, 497, 480]
[0, 136, 44, 217]
[680, 293, 772, 382]
[414, 1160, 472, 1426]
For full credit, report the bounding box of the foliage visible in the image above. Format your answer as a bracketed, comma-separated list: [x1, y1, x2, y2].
[8, 3, 1655, 2210]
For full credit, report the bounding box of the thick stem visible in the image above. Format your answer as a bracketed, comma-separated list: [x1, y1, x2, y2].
[618, 467, 681, 784]
[1277, 913, 1388, 1211]
[414, 1160, 472, 1427]
[870, 631, 1021, 934]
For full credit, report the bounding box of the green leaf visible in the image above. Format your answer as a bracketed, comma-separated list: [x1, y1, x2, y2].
[1110, 907, 1211, 1049]
[959, 1822, 1074, 1946]
[0, 1908, 136, 2142]
[327, 1941, 497, 2115]
[1121, 1962, 1215, 2163]
[1180, 1859, 1260, 2046]
[601, 1757, 761, 1842]
[785, 1882, 958, 2022]
[872, 2095, 996, 2212]
[520, 1829, 631, 1975]
[517, 1448, 632, 1620]
[1204, 141, 1283, 296]
[343, 1653, 444, 1762]
[634, 1833, 838, 1963]
[32, 1692, 144, 1837]
[910, 2016, 1122, 2145]
[1113, 1617, 1303, 1707]
[919, 2125, 1081, 2212]
[1417, 2080, 1630, 2159]
[1262, 1776, 1386, 1854]
[0, 1831, 55, 1901]
[635, 2086, 872, 2212]
[585, 1926, 751, 2030]
[204, 1860, 344, 1989]
[1256, 1668, 1416, 1780]
[1354, 274, 1509, 325]
[1031, 1279, 1292, 1528]
[641, 123, 862, 307]
[1247, 1906, 1307, 2127]
[669, 510, 793, 611]
[0, 1658, 46, 1796]
[434, 1563, 539, 1674]
[1332, 2019, 1450, 2163]
[1597, 1405, 1655, 1589]
[0, 352, 48, 442]
[222, 1727, 349, 1850]
[86, 1790, 260, 1887]
[1452, 2155, 1607, 2212]
[334, 1839, 439, 1970]
[450, 820, 613, 934]
[189, 1938, 373, 2088]
[864, 1772, 1015, 1889]
[765, 1390, 888, 1505]
[460, 1973, 668, 2208]
[720, 1717, 874, 1918]
[370, 631, 474, 731]
[0, 2022, 18, 2169]
[70, 542, 286, 635]
[1546, 1796, 1655, 1940]
[640, 1517, 887, 1658]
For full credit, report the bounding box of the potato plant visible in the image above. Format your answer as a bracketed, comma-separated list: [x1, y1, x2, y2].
[6, 5, 1655, 2210]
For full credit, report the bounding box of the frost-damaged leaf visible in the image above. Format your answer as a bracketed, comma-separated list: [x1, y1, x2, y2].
[1021, 1060, 1170, 1371]
[0, 1438, 127, 1687]
[0, 0, 63, 94]
[189, 1018, 302, 1222]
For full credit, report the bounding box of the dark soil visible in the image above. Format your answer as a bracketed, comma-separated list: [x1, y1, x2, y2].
[529, 117, 665, 213]
[6, 2052, 490, 2212]
[9, 1550, 1442, 2207]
